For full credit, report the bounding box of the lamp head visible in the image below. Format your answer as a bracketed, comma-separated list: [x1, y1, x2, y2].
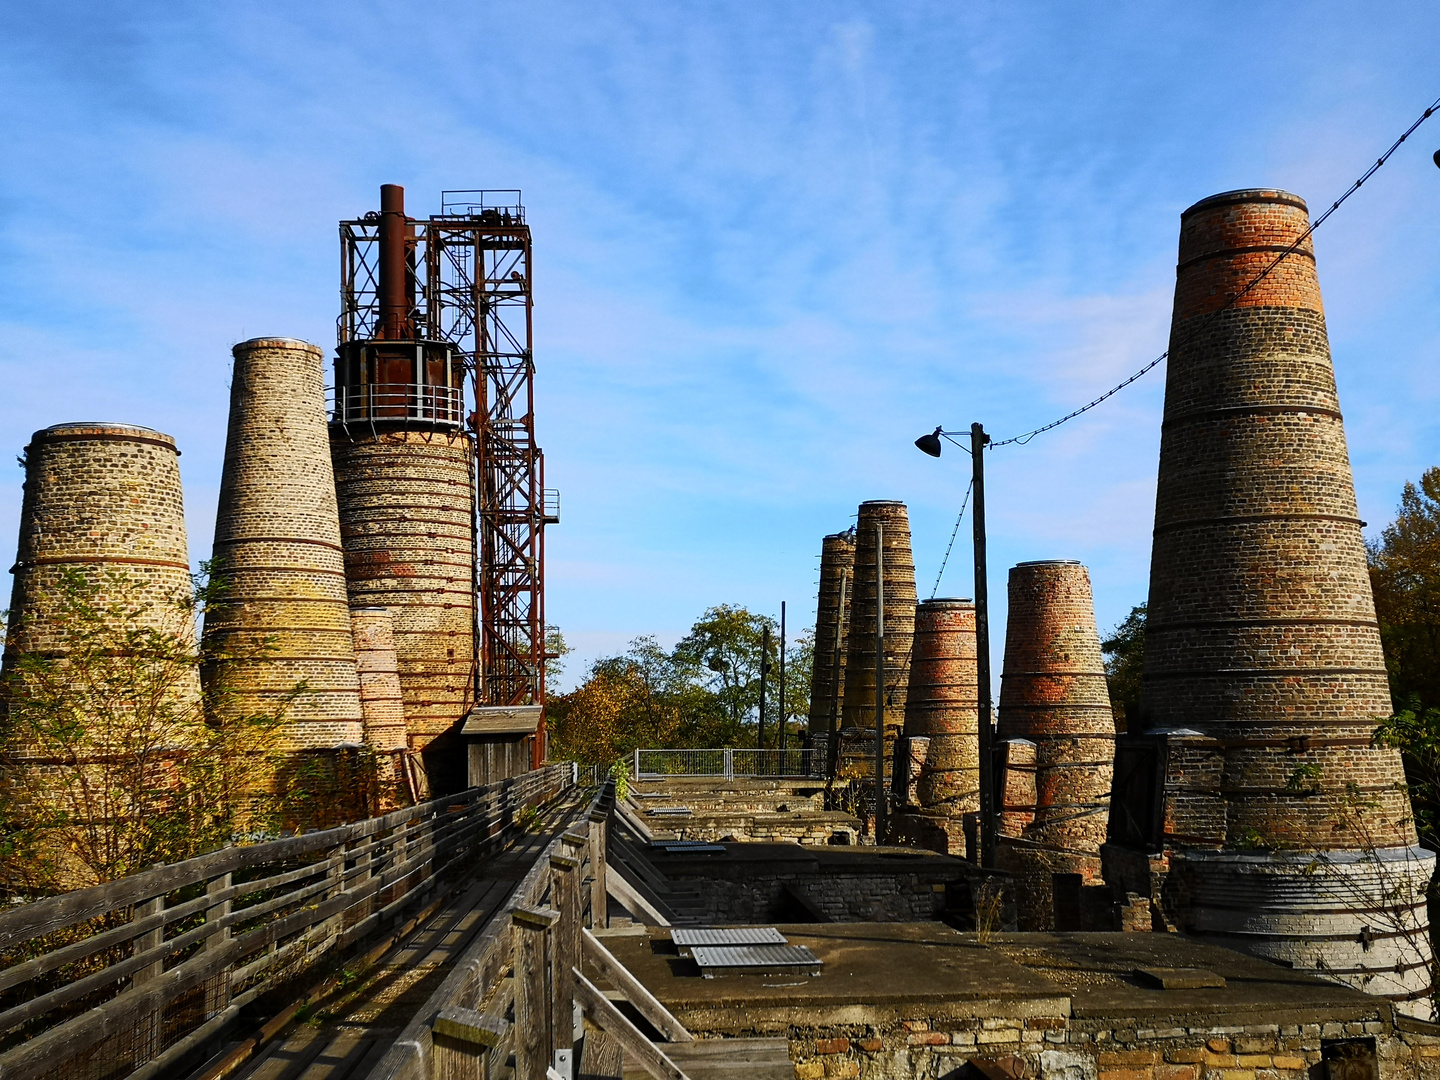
[915, 427, 943, 458]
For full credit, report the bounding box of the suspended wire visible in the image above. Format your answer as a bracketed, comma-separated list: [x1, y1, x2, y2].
[929, 478, 974, 599]
[985, 92, 1440, 450]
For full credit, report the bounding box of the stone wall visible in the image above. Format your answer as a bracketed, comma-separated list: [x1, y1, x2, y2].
[788, 1013, 1440, 1080]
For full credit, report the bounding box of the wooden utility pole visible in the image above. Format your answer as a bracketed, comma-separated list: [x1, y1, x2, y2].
[971, 422, 996, 869]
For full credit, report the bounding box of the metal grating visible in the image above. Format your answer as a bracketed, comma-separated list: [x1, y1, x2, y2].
[655, 843, 726, 855]
[673, 927, 789, 948]
[690, 944, 822, 977]
[648, 807, 693, 816]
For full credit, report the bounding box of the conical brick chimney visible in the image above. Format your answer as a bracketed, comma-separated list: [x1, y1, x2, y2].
[1108, 189, 1433, 1010]
[997, 560, 1115, 929]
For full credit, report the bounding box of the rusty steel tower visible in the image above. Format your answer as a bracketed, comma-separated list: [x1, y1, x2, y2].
[338, 187, 554, 780]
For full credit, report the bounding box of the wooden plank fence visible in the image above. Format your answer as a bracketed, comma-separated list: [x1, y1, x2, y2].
[0, 763, 573, 1080]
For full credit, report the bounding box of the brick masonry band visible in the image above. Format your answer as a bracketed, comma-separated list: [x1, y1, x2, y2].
[202, 337, 365, 750]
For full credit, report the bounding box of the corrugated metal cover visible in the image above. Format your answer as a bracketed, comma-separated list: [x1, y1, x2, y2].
[690, 944, 822, 976]
[672, 927, 789, 947]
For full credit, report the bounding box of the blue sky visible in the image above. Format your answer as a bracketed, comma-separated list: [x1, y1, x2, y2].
[3, 3, 1439, 691]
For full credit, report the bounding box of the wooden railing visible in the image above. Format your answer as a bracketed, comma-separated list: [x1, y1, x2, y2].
[0, 764, 573, 1080]
[371, 779, 698, 1080]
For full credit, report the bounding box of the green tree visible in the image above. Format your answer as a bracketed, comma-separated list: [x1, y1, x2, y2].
[0, 567, 292, 894]
[672, 604, 777, 737]
[1368, 467, 1440, 716]
[544, 625, 572, 690]
[779, 628, 815, 747]
[1101, 603, 1146, 733]
[1367, 468, 1440, 849]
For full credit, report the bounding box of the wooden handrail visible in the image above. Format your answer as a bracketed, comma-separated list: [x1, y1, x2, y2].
[0, 763, 571, 1080]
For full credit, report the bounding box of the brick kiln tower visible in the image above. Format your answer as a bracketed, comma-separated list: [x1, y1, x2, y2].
[331, 185, 476, 798]
[3, 423, 202, 887]
[890, 598, 979, 856]
[203, 338, 365, 751]
[1105, 189, 1432, 1009]
[808, 529, 855, 771]
[997, 560, 1115, 930]
[839, 501, 917, 813]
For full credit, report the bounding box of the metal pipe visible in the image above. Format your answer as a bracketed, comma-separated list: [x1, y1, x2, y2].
[971, 422, 996, 868]
[378, 184, 410, 340]
[874, 521, 886, 843]
[826, 569, 848, 782]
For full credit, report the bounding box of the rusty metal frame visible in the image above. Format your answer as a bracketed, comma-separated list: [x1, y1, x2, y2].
[339, 191, 550, 764]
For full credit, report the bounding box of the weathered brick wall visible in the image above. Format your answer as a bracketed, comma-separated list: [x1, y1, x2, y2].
[1128, 189, 1432, 1007]
[202, 337, 364, 749]
[787, 1014, 1440, 1080]
[1143, 188, 1409, 846]
[6, 423, 197, 660]
[349, 605, 407, 752]
[330, 428, 476, 794]
[809, 529, 856, 744]
[997, 561, 1115, 930]
[841, 501, 917, 783]
[665, 865, 956, 924]
[2, 423, 203, 884]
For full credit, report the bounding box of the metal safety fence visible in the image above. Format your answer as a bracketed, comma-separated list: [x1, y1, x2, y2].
[632, 747, 824, 780]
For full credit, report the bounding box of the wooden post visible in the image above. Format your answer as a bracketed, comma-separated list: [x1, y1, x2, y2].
[588, 809, 608, 929]
[550, 852, 582, 1063]
[204, 872, 232, 1017]
[433, 1007, 508, 1080]
[511, 905, 558, 1080]
[131, 890, 165, 1061]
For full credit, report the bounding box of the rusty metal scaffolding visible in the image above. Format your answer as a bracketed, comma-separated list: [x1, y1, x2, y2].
[339, 190, 554, 763]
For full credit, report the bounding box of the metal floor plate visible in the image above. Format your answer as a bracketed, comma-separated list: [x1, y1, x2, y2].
[690, 944, 822, 977]
[672, 927, 789, 948]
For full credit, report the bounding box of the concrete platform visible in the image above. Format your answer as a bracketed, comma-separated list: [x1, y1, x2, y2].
[593, 924, 1394, 1035]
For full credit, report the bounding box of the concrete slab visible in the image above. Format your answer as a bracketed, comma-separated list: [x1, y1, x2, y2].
[987, 933, 1383, 1024]
[593, 925, 1392, 1036]
[589, 923, 1070, 1032]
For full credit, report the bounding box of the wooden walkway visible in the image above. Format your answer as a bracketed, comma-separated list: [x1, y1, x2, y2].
[187, 791, 587, 1080]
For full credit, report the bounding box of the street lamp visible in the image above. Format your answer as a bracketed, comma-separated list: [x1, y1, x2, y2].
[914, 422, 997, 869]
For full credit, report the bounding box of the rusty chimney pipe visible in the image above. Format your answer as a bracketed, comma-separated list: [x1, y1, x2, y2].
[378, 184, 411, 340]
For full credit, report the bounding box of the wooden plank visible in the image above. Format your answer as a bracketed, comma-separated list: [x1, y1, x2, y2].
[0, 770, 539, 952]
[512, 906, 558, 1080]
[613, 802, 655, 844]
[648, 1039, 792, 1080]
[605, 866, 673, 928]
[580, 929, 692, 1043]
[551, 854, 582, 1055]
[571, 969, 689, 1080]
[579, 1030, 624, 1080]
[0, 937, 240, 1080]
[365, 785, 599, 1080]
[588, 813, 608, 930]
